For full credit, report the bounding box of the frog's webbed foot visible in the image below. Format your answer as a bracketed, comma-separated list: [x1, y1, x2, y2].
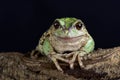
[55, 52, 78, 69]
[48, 53, 69, 72]
[69, 51, 87, 69]
[48, 51, 87, 72]
[50, 56, 63, 72]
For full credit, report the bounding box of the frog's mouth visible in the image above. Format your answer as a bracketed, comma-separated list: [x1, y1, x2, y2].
[56, 36, 83, 42]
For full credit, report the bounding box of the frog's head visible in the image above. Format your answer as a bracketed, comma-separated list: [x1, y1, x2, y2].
[51, 17, 88, 39]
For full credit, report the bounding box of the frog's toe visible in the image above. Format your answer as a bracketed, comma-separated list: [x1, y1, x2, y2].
[78, 54, 85, 68]
[69, 62, 74, 69]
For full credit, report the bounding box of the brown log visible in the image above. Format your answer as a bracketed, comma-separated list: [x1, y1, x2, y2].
[0, 47, 120, 80]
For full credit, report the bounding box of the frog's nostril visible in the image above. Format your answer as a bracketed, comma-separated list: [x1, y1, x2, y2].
[64, 30, 69, 35]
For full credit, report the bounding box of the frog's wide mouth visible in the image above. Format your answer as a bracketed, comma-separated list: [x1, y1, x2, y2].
[55, 35, 83, 42]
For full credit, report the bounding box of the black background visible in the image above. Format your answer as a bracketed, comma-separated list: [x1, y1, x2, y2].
[0, 0, 120, 52]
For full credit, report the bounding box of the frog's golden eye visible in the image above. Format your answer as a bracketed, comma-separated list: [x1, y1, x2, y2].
[53, 21, 60, 29]
[75, 22, 83, 30]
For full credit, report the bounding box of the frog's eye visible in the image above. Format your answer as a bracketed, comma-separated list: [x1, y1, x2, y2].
[75, 22, 83, 30]
[53, 21, 60, 29]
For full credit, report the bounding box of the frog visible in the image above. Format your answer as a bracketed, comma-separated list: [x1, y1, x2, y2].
[31, 17, 95, 72]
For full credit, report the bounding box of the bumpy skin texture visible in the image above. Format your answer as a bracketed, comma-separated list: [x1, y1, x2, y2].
[34, 17, 95, 72]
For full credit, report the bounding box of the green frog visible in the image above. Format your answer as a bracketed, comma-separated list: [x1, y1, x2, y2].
[31, 17, 95, 72]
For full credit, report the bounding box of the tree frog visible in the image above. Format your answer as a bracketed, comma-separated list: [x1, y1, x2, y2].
[31, 17, 95, 72]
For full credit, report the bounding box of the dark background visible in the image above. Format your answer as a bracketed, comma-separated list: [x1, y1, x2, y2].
[0, 0, 120, 53]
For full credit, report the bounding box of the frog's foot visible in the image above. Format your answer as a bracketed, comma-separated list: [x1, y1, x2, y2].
[78, 52, 86, 68]
[48, 53, 69, 72]
[68, 51, 87, 69]
[50, 56, 63, 72]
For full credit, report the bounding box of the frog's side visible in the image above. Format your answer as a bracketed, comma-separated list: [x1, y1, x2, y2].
[31, 17, 95, 72]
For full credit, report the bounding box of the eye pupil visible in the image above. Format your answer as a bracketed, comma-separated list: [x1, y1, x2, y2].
[75, 22, 82, 30]
[53, 21, 60, 29]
